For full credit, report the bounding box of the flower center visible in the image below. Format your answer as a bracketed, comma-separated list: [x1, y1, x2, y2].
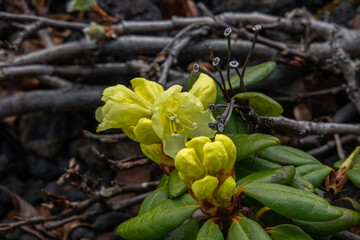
[167, 112, 197, 137]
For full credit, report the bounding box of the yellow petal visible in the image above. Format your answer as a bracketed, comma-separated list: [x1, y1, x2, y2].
[203, 141, 228, 176]
[101, 100, 152, 128]
[191, 175, 219, 200]
[133, 118, 161, 145]
[131, 78, 164, 105]
[175, 148, 204, 180]
[178, 171, 192, 187]
[214, 134, 237, 173]
[185, 137, 211, 163]
[189, 73, 217, 110]
[140, 143, 173, 165]
[102, 84, 151, 109]
[122, 126, 139, 142]
[216, 176, 235, 203]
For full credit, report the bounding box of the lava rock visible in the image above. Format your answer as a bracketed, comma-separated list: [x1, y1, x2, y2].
[69, 227, 96, 240]
[0, 187, 13, 219]
[19, 112, 69, 158]
[26, 155, 59, 181]
[93, 211, 132, 232]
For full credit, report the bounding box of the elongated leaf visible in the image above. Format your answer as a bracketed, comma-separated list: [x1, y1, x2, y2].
[347, 169, 360, 188]
[267, 224, 313, 240]
[196, 218, 224, 240]
[158, 175, 169, 188]
[237, 166, 295, 189]
[118, 194, 198, 240]
[302, 167, 331, 188]
[227, 217, 272, 240]
[243, 183, 341, 221]
[171, 219, 200, 240]
[288, 173, 314, 192]
[139, 186, 168, 214]
[258, 145, 321, 166]
[292, 207, 360, 235]
[228, 134, 280, 161]
[232, 92, 283, 117]
[168, 169, 188, 198]
[227, 61, 277, 88]
[234, 156, 281, 179]
[186, 71, 201, 91]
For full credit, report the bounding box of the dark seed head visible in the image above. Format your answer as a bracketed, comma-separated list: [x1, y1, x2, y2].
[193, 63, 200, 73]
[229, 61, 239, 68]
[224, 27, 232, 37]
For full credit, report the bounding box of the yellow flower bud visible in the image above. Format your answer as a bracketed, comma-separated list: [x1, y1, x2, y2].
[175, 148, 204, 180]
[192, 175, 219, 200]
[140, 143, 173, 165]
[189, 73, 217, 110]
[203, 141, 228, 176]
[217, 176, 236, 203]
[178, 171, 192, 186]
[214, 134, 237, 173]
[185, 136, 211, 162]
[122, 126, 139, 142]
[133, 118, 161, 145]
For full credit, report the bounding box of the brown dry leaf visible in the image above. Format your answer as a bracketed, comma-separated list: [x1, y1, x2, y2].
[0, 185, 38, 219]
[61, 221, 92, 240]
[48, 13, 75, 22]
[160, 0, 198, 19]
[20, 39, 44, 53]
[294, 103, 312, 121]
[187, 62, 215, 72]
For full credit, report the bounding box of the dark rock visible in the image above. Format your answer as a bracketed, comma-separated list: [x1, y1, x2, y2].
[0, 187, 13, 219]
[26, 155, 59, 181]
[93, 211, 132, 232]
[0, 154, 9, 177]
[19, 112, 69, 158]
[22, 178, 45, 205]
[69, 227, 96, 240]
[0, 174, 25, 197]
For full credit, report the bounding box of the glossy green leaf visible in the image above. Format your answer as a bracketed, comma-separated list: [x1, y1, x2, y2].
[301, 167, 331, 188]
[347, 169, 360, 188]
[118, 194, 198, 240]
[158, 175, 169, 188]
[228, 134, 280, 161]
[227, 217, 272, 240]
[168, 169, 188, 198]
[288, 173, 314, 192]
[237, 166, 295, 189]
[232, 92, 283, 117]
[292, 207, 360, 235]
[196, 218, 224, 240]
[243, 183, 341, 221]
[171, 219, 200, 240]
[258, 145, 321, 166]
[267, 224, 313, 240]
[234, 156, 281, 179]
[186, 71, 201, 91]
[227, 61, 277, 89]
[138, 186, 168, 214]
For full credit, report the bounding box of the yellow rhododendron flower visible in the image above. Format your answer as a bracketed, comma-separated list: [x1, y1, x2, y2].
[175, 148, 204, 180]
[217, 176, 236, 204]
[95, 78, 163, 144]
[152, 85, 216, 158]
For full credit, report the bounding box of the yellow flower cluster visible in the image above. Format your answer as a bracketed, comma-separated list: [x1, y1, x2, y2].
[175, 134, 236, 204]
[95, 74, 217, 159]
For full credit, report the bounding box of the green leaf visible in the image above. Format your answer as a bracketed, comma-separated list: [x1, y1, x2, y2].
[171, 219, 200, 240]
[301, 167, 331, 188]
[118, 194, 198, 240]
[227, 61, 277, 89]
[347, 169, 360, 188]
[196, 218, 224, 240]
[237, 166, 295, 189]
[234, 156, 281, 179]
[138, 186, 168, 214]
[292, 207, 360, 235]
[288, 173, 315, 192]
[258, 145, 321, 166]
[227, 217, 272, 240]
[232, 92, 283, 117]
[243, 183, 341, 221]
[228, 134, 280, 161]
[267, 224, 313, 240]
[158, 175, 169, 188]
[168, 169, 188, 198]
[186, 71, 201, 91]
